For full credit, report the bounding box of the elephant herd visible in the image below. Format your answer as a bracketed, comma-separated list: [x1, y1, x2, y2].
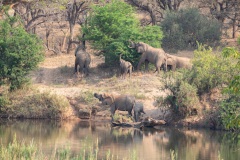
[74, 41, 192, 122]
[75, 40, 192, 77]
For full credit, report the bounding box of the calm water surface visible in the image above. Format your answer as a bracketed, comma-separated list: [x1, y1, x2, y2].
[0, 119, 239, 160]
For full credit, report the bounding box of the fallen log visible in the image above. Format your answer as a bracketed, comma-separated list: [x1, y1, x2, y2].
[112, 117, 166, 129]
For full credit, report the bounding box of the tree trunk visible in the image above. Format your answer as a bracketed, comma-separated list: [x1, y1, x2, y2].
[61, 29, 70, 53]
[67, 23, 75, 54]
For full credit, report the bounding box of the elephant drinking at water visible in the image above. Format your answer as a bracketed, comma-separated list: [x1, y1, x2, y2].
[94, 93, 135, 122]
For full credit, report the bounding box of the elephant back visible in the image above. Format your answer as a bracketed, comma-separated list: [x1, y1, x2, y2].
[75, 50, 91, 64]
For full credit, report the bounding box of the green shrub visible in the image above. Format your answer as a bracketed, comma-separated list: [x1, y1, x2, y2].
[161, 8, 221, 52]
[82, 0, 163, 66]
[220, 97, 240, 130]
[186, 44, 237, 94]
[219, 47, 240, 130]
[160, 72, 200, 117]
[177, 82, 199, 116]
[0, 17, 44, 91]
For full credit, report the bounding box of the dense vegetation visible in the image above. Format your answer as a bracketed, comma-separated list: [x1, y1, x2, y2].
[0, 18, 44, 91]
[82, 0, 163, 66]
[161, 8, 221, 52]
[159, 44, 240, 130]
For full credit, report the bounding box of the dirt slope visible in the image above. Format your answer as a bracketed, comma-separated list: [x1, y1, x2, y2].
[30, 51, 194, 120]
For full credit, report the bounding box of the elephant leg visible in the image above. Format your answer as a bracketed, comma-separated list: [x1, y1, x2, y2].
[128, 67, 132, 78]
[155, 59, 163, 73]
[110, 106, 116, 122]
[136, 112, 140, 122]
[134, 112, 137, 122]
[137, 55, 147, 71]
[144, 60, 149, 72]
[128, 110, 133, 116]
[75, 63, 78, 73]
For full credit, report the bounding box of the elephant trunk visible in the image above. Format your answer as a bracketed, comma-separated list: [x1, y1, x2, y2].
[128, 40, 135, 48]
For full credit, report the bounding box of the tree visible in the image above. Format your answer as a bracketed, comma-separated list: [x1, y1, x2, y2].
[66, 0, 90, 53]
[82, 0, 163, 66]
[127, 0, 185, 25]
[199, 0, 240, 38]
[161, 8, 221, 52]
[0, 18, 44, 91]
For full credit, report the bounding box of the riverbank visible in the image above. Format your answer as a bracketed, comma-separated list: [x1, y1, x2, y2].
[0, 52, 221, 129]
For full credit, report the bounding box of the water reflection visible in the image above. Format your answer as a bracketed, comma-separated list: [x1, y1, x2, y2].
[0, 119, 239, 160]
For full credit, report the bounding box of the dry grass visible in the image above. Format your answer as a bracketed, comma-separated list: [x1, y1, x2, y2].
[24, 51, 195, 119]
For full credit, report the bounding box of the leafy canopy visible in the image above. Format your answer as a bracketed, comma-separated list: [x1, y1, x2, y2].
[161, 8, 221, 52]
[82, 0, 163, 66]
[0, 18, 44, 91]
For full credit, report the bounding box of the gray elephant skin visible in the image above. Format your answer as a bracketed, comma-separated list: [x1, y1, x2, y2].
[165, 54, 192, 71]
[75, 46, 91, 77]
[134, 101, 146, 122]
[94, 93, 135, 121]
[129, 41, 168, 73]
[119, 53, 133, 78]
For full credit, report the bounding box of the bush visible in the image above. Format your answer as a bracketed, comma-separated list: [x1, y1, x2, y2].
[161, 8, 221, 52]
[159, 45, 239, 120]
[159, 72, 200, 118]
[0, 18, 44, 91]
[186, 44, 238, 94]
[0, 89, 71, 119]
[82, 0, 163, 66]
[220, 97, 240, 130]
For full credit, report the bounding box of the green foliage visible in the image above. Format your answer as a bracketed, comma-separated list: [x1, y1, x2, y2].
[221, 47, 240, 95]
[219, 47, 240, 130]
[0, 135, 37, 160]
[0, 94, 10, 108]
[186, 44, 238, 94]
[0, 18, 44, 91]
[82, 0, 163, 66]
[220, 97, 240, 130]
[159, 72, 200, 117]
[160, 44, 239, 120]
[161, 8, 221, 52]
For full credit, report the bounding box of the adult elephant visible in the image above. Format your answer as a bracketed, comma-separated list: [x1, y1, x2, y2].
[75, 46, 91, 77]
[94, 93, 135, 122]
[128, 41, 168, 73]
[164, 54, 192, 71]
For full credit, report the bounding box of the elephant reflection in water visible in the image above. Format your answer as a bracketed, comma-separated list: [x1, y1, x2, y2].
[98, 127, 143, 147]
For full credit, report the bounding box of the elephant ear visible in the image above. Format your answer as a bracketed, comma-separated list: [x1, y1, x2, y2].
[102, 93, 114, 103]
[139, 42, 148, 52]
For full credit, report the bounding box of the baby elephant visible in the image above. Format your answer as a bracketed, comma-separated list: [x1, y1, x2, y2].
[75, 47, 91, 77]
[94, 93, 135, 121]
[134, 102, 146, 122]
[119, 53, 133, 79]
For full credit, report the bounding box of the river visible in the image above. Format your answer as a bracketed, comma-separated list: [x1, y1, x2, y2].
[0, 119, 239, 160]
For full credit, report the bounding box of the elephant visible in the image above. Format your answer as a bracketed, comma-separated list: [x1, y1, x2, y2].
[119, 53, 133, 79]
[134, 101, 146, 122]
[164, 54, 192, 71]
[74, 46, 91, 77]
[94, 93, 135, 122]
[128, 41, 168, 73]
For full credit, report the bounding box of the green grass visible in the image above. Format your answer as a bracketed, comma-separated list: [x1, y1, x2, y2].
[0, 136, 139, 160]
